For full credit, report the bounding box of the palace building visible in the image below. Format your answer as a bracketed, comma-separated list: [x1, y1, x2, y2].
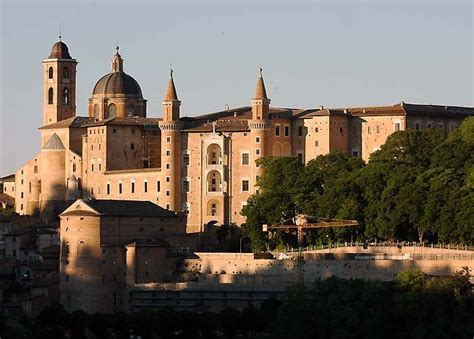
[13, 39, 474, 233]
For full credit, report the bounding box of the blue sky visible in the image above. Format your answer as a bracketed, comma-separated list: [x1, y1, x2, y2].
[0, 0, 472, 176]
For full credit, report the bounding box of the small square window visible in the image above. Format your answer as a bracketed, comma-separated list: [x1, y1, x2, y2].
[130, 143, 135, 150]
[166, 176, 170, 183]
[166, 150, 171, 156]
[255, 137, 260, 143]
[256, 149, 260, 156]
[166, 164, 171, 169]
[166, 190, 171, 197]
[298, 126, 303, 136]
[166, 136, 171, 143]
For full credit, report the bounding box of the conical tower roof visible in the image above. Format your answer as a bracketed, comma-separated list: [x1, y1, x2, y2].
[254, 68, 268, 99]
[42, 133, 65, 150]
[164, 69, 179, 101]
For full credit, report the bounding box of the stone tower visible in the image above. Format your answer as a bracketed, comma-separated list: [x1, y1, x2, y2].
[39, 133, 66, 221]
[159, 69, 182, 211]
[249, 68, 270, 191]
[42, 38, 77, 126]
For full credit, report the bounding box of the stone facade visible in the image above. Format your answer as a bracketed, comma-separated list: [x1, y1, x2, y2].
[12, 39, 473, 234]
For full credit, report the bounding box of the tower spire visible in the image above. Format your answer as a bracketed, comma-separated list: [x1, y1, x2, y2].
[254, 67, 268, 99]
[164, 66, 178, 101]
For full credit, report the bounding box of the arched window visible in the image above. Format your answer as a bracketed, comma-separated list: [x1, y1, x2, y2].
[207, 144, 222, 165]
[63, 88, 69, 104]
[48, 67, 53, 79]
[48, 88, 54, 104]
[207, 200, 219, 216]
[108, 103, 117, 118]
[63, 67, 70, 80]
[33, 165, 38, 173]
[207, 170, 222, 192]
[77, 240, 87, 257]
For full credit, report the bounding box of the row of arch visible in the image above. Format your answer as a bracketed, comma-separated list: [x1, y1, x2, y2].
[48, 66, 70, 80]
[48, 87, 70, 105]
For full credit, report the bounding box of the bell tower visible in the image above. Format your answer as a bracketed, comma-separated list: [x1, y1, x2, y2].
[42, 37, 77, 126]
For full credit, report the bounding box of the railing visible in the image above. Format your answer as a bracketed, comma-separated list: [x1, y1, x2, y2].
[272, 242, 474, 253]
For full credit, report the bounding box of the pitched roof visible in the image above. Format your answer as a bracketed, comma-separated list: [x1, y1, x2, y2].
[0, 174, 15, 182]
[83, 117, 161, 128]
[70, 199, 177, 217]
[39, 116, 95, 130]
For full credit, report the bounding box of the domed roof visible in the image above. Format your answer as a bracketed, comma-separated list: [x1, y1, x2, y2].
[49, 41, 72, 59]
[92, 47, 143, 98]
[92, 72, 143, 98]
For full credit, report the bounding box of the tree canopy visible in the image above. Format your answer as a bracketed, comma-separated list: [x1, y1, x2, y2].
[241, 117, 474, 251]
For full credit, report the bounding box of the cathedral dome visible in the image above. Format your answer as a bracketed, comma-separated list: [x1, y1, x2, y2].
[92, 72, 143, 98]
[92, 47, 143, 98]
[49, 41, 72, 59]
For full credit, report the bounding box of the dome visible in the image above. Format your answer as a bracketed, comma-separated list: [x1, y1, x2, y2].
[92, 72, 143, 98]
[92, 48, 143, 98]
[49, 41, 72, 59]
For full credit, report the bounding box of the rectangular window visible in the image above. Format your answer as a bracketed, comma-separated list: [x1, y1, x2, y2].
[166, 136, 171, 143]
[113, 129, 117, 134]
[284, 125, 289, 137]
[166, 164, 171, 169]
[166, 176, 170, 183]
[352, 151, 359, 157]
[242, 153, 249, 165]
[315, 127, 319, 133]
[415, 123, 421, 131]
[166, 204, 171, 210]
[106, 184, 110, 195]
[394, 123, 401, 132]
[91, 144, 94, 151]
[131, 182, 135, 193]
[20, 192, 24, 199]
[298, 126, 303, 136]
[183, 153, 190, 166]
[211, 203, 217, 216]
[255, 136, 260, 143]
[183, 180, 189, 192]
[368, 126, 371, 134]
[376, 125, 380, 134]
[130, 143, 135, 150]
[242, 180, 249, 192]
[91, 187, 94, 195]
[275, 125, 280, 136]
[256, 149, 260, 156]
[144, 181, 148, 193]
[91, 164, 94, 172]
[166, 190, 170, 197]
[166, 150, 171, 157]
[118, 183, 122, 194]
[315, 140, 319, 147]
[157, 181, 160, 192]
